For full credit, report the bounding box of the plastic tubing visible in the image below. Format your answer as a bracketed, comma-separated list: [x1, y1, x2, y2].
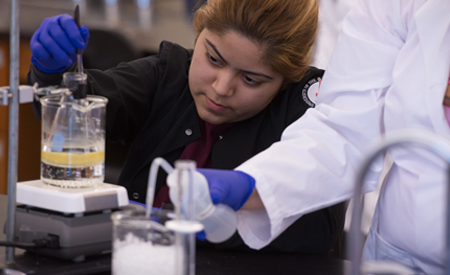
[145, 157, 174, 218]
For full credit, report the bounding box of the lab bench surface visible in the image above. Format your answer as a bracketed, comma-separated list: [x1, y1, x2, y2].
[0, 195, 350, 274]
[0, 247, 350, 275]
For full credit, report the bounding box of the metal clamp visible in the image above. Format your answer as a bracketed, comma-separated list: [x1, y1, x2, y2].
[0, 84, 62, 106]
[0, 85, 34, 105]
[33, 84, 63, 100]
[0, 86, 8, 106]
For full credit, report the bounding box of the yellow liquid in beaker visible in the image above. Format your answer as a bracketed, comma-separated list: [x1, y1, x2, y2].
[41, 151, 104, 167]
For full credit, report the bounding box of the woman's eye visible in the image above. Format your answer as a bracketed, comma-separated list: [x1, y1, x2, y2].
[207, 53, 221, 66]
[243, 75, 260, 86]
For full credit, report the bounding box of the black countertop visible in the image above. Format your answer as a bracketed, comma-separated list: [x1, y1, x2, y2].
[0, 195, 350, 274]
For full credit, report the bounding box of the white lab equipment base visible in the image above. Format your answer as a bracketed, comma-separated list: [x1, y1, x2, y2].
[17, 180, 129, 214]
[12, 180, 134, 262]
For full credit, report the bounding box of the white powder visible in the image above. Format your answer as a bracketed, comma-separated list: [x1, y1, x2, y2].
[113, 233, 178, 275]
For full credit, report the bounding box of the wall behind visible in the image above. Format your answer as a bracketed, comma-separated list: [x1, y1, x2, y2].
[0, 35, 40, 195]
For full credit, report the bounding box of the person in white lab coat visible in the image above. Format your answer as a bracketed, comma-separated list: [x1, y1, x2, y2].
[313, 0, 382, 237]
[312, 0, 357, 69]
[200, 0, 450, 273]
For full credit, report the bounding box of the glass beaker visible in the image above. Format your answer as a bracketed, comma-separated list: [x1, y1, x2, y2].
[111, 209, 182, 275]
[40, 92, 108, 188]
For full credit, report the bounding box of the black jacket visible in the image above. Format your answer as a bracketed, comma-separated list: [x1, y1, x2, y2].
[28, 41, 346, 254]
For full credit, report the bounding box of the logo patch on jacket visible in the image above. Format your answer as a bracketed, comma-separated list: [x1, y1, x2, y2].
[302, 77, 321, 107]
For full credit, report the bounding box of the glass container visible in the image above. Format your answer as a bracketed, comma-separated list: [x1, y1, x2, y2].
[111, 209, 182, 275]
[40, 90, 107, 188]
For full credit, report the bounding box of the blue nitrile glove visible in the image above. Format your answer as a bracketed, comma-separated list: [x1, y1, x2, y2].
[196, 168, 255, 211]
[196, 231, 206, 241]
[30, 14, 90, 73]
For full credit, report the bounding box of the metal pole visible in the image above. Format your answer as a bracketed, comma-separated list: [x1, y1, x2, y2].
[6, 0, 20, 264]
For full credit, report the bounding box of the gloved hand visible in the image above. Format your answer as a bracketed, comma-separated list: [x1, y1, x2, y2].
[196, 231, 206, 241]
[30, 14, 90, 73]
[196, 169, 255, 211]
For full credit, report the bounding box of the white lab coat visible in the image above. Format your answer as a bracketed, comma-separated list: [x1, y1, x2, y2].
[235, 0, 450, 273]
[312, 0, 358, 69]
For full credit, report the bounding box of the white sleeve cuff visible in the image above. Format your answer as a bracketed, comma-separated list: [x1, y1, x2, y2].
[235, 166, 302, 250]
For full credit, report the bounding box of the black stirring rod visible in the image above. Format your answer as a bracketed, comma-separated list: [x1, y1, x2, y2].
[74, 5, 83, 72]
[73, 5, 87, 99]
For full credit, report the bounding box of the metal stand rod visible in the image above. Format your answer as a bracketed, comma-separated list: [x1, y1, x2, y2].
[6, 0, 20, 264]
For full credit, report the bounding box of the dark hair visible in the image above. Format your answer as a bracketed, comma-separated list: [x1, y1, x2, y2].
[193, 0, 319, 84]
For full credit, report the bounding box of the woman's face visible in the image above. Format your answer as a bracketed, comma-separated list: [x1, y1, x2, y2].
[189, 28, 284, 125]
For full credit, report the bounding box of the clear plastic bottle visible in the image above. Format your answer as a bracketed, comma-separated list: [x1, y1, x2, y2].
[147, 158, 202, 275]
[167, 166, 237, 243]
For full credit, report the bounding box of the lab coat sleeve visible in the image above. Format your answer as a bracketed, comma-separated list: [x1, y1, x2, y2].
[235, 0, 411, 250]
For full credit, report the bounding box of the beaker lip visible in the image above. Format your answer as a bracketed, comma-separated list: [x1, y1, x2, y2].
[111, 209, 174, 230]
[40, 93, 108, 107]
